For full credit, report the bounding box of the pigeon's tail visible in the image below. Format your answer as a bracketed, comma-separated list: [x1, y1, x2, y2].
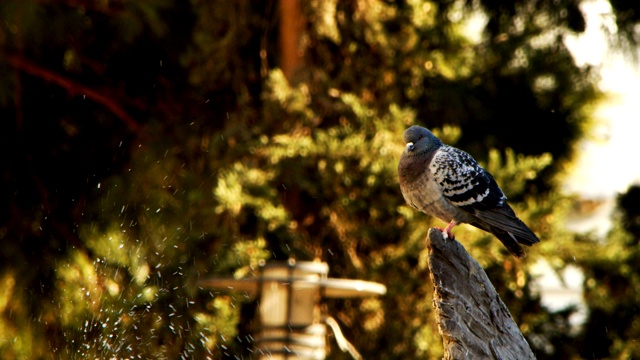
[490, 227, 529, 258]
[472, 204, 541, 258]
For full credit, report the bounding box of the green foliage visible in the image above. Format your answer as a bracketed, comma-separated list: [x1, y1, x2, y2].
[0, 0, 638, 359]
[564, 186, 640, 359]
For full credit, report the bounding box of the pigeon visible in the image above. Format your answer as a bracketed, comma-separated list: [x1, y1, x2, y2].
[398, 125, 540, 258]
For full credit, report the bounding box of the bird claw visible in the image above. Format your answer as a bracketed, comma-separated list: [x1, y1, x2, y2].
[435, 227, 455, 240]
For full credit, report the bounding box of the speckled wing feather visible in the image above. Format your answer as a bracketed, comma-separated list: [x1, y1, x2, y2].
[430, 145, 506, 211]
[430, 145, 539, 250]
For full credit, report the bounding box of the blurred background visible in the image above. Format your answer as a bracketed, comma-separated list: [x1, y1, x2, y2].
[1, 0, 639, 358]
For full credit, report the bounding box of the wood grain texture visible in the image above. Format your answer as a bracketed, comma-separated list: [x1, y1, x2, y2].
[426, 228, 536, 360]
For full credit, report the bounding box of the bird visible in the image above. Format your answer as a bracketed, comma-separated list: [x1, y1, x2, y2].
[397, 125, 540, 258]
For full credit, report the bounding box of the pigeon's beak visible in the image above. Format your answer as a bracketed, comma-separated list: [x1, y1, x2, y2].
[406, 142, 415, 152]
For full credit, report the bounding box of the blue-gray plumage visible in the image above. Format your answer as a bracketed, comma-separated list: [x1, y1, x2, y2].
[398, 125, 539, 258]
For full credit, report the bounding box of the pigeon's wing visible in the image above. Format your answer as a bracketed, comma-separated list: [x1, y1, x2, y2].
[430, 146, 540, 249]
[429, 146, 506, 211]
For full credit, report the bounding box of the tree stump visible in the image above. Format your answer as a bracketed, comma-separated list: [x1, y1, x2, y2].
[426, 228, 536, 360]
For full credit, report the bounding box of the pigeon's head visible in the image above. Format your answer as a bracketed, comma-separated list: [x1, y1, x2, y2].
[403, 126, 442, 155]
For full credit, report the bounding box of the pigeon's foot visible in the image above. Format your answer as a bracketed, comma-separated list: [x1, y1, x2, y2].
[442, 221, 458, 240]
[434, 227, 455, 240]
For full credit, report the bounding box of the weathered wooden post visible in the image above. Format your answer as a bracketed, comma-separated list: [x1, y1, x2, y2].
[426, 228, 536, 360]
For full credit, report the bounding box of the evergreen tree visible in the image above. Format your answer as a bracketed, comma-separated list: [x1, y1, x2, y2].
[569, 185, 640, 359]
[0, 0, 638, 358]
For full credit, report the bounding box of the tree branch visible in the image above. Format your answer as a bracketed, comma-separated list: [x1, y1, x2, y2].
[5, 54, 140, 133]
[426, 228, 535, 360]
